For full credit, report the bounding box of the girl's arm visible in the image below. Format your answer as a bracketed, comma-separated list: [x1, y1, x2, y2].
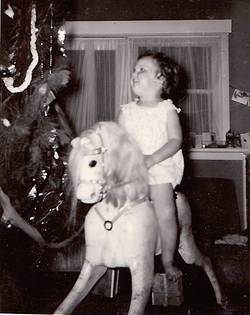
[117, 109, 127, 128]
[145, 109, 182, 168]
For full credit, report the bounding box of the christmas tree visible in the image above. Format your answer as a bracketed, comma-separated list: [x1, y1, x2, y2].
[0, 1, 89, 311]
[0, 2, 90, 305]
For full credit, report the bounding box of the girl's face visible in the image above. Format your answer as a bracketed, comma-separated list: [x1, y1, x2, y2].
[131, 56, 162, 98]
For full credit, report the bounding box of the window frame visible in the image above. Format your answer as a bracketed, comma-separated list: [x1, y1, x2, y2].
[65, 20, 231, 140]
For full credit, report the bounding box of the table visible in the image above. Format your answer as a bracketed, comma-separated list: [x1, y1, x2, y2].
[189, 148, 250, 230]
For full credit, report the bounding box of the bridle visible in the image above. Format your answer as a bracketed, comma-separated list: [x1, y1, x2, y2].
[74, 127, 149, 231]
[85, 148, 107, 197]
[75, 129, 109, 203]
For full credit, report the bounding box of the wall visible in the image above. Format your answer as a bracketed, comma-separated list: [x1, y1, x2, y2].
[66, 0, 250, 136]
[229, 1, 250, 133]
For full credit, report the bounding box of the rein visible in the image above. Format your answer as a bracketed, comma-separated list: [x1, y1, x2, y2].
[94, 196, 149, 231]
[46, 222, 85, 248]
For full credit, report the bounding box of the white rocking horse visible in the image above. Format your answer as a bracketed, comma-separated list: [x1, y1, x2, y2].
[54, 121, 226, 315]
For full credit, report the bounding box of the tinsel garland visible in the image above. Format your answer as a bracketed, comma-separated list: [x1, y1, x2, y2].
[2, 4, 39, 93]
[1, 1, 67, 93]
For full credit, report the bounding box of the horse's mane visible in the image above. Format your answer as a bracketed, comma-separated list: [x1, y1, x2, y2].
[69, 121, 149, 211]
[95, 122, 149, 207]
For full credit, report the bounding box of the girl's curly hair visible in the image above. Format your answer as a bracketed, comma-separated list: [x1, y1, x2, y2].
[137, 50, 187, 103]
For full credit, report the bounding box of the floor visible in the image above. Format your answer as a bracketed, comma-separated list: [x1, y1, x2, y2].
[2, 252, 250, 315]
[1, 223, 250, 315]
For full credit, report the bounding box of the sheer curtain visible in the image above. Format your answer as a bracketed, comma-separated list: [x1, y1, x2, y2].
[64, 36, 221, 138]
[65, 38, 131, 134]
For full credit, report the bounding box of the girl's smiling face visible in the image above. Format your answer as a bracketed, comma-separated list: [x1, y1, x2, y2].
[131, 56, 162, 99]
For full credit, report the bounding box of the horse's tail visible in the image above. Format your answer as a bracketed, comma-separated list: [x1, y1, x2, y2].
[175, 191, 192, 227]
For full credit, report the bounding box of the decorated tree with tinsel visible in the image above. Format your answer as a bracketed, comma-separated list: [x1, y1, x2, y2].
[0, 3, 85, 309]
[0, 0, 76, 238]
[0, 0, 85, 309]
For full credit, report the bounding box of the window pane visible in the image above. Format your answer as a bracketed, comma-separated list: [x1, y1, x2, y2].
[180, 93, 211, 134]
[184, 47, 212, 89]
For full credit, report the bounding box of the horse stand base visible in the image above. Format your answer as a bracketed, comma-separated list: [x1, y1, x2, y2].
[151, 272, 184, 307]
[92, 268, 120, 298]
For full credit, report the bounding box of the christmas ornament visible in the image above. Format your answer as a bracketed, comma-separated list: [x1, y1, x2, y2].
[1, 118, 11, 127]
[57, 25, 66, 57]
[49, 3, 54, 74]
[4, 4, 14, 19]
[0, 64, 16, 78]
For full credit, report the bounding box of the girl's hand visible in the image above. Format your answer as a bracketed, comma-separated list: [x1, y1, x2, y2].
[144, 155, 155, 169]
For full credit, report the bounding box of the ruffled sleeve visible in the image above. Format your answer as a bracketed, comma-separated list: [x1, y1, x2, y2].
[163, 99, 181, 114]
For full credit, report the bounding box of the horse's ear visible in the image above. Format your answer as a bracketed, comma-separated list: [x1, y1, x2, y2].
[71, 137, 80, 148]
[80, 137, 95, 149]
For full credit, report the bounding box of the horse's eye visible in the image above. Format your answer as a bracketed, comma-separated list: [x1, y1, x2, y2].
[89, 160, 97, 167]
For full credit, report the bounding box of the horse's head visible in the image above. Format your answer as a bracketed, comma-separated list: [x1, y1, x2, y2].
[68, 121, 149, 207]
[68, 128, 107, 204]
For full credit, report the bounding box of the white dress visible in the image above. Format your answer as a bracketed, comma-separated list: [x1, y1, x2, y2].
[119, 99, 184, 187]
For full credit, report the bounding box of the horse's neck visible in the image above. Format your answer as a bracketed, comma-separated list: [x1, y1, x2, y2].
[94, 193, 147, 214]
[108, 178, 148, 206]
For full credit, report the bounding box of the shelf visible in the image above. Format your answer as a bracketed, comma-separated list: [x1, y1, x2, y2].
[190, 147, 250, 154]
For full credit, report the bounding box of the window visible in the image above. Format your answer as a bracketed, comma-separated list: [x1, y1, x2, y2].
[64, 20, 231, 141]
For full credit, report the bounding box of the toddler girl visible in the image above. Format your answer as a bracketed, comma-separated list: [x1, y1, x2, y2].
[118, 50, 184, 280]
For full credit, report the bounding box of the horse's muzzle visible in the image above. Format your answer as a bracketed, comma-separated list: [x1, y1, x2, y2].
[76, 182, 105, 204]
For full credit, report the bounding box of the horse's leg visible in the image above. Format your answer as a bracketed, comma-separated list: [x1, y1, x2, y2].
[176, 192, 227, 307]
[128, 256, 154, 315]
[180, 232, 226, 306]
[54, 260, 107, 314]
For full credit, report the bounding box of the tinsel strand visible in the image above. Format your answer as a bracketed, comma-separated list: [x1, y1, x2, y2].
[49, 3, 54, 74]
[2, 4, 38, 93]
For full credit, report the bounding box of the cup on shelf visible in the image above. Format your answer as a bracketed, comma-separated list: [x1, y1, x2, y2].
[195, 134, 202, 148]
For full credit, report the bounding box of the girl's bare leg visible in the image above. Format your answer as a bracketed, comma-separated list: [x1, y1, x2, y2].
[150, 183, 181, 281]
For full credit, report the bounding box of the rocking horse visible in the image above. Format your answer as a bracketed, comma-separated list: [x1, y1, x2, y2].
[54, 121, 226, 315]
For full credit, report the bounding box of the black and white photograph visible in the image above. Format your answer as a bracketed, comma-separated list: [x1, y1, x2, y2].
[1, 1, 250, 314]
[232, 89, 250, 106]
